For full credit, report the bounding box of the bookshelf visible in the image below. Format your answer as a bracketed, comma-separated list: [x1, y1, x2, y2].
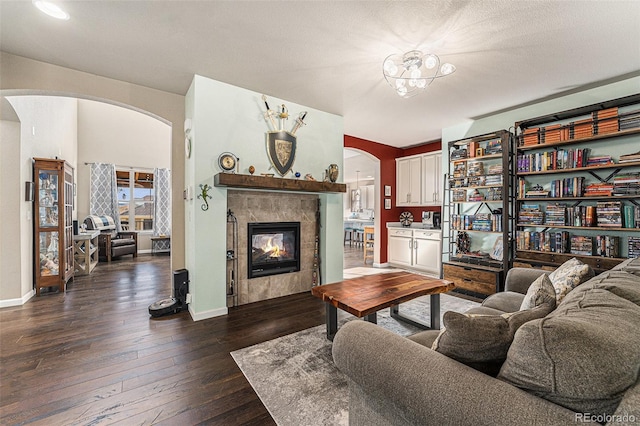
[443, 130, 514, 296]
[514, 94, 640, 273]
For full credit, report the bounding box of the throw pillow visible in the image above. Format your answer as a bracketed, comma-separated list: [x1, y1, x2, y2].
[431, 302, 555, 376]
[548, 257, 594, 303]
[520, 274, 556, 311]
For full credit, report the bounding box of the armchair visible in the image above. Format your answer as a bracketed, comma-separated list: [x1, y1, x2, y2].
[84, 215, 138, 262]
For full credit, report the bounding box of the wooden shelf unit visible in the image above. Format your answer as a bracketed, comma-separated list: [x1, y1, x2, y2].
[444, 130, 514, 297]
[514, 94, 640, 270]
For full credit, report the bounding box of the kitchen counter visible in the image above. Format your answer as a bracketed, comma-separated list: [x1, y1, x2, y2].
[386, 222, 442, 231]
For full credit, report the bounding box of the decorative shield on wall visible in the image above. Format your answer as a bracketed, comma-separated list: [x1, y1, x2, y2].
[266, 130, 297, 176]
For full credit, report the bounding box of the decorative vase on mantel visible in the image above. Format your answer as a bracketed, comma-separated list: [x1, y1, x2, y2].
[327, 164, 339, 183]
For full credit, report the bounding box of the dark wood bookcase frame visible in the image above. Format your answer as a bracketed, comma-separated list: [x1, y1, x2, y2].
[513, 93, 640, 273]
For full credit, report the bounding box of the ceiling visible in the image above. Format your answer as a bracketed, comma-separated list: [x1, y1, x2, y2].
[1, 1, 639, 148]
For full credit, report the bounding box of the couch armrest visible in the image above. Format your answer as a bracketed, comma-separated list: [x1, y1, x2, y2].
[504, 267, 547, 295]
[117, 231, 138, 243]
[332, 321, 575, 426]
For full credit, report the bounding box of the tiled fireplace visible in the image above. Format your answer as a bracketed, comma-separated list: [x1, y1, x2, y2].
[227, 190, 318, 306]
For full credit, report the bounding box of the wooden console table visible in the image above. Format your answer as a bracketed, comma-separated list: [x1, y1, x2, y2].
[151, 236, 171, 254]
[73, 230, 100, 275]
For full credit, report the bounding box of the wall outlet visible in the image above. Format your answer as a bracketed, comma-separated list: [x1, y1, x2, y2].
[185, 293, 192, 304]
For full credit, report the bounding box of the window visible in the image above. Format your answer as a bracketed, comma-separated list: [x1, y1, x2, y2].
[117, 170, 154, 231]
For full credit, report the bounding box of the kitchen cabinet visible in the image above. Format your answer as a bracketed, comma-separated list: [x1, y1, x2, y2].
[396, 156, 422, 206]
[388, 227, 442, 276]
[413, 229, 441, 275]
[422, 152, 442, 206]
[396, 151, 442, 206]
[387, 228, 413, 267]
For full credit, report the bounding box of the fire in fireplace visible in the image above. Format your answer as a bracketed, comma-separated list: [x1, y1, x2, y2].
[248, 222, 301, 278]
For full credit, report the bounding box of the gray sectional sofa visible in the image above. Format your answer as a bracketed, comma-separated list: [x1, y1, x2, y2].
[332, 259, 640, 425]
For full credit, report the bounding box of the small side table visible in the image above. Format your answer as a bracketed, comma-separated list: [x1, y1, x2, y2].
[74, 230, 100, 275]
[151, 236, 171, 255]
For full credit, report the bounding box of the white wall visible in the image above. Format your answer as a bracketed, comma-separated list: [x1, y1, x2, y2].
[76, 99, 171, 251]
[2, 96, 78, 305]
[185, 75, 344, 320]
[0, 120, 22, 303]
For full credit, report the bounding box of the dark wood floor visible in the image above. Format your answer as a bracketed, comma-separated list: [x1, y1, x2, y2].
[0, 255, 326, 425]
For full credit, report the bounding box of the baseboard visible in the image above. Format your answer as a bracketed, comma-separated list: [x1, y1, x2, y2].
[189, 305, 228, 321]
[373, 262, 389, 268]
[0, 289, 35, 308]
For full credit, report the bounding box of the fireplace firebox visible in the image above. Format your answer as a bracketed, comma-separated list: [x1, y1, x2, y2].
[248, 222, 301, 279]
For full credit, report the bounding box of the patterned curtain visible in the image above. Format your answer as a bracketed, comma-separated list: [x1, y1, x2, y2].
[90, 163, 121, 231]
[154, 168, 171, 251]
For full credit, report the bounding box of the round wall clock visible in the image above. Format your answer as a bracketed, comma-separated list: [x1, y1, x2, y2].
[399, 211, 414, 227]
[218, 152, 238, 173]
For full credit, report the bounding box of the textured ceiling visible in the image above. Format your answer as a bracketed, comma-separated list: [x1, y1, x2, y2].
[1, 1, 639, 147]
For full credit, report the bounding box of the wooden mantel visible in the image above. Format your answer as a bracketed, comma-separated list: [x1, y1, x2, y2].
[214, 173, 347, 193]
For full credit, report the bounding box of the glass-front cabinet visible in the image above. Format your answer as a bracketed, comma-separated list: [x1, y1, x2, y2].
[33, 158, 74, 295]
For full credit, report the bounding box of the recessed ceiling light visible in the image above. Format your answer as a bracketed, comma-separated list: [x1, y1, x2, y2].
[33, 0, 70, 20]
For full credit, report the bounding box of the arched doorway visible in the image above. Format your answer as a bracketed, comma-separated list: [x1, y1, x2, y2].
[343, 148, 380, 273]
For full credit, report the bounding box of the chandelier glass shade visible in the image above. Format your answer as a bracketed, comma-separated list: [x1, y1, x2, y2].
[383, 50, 456, 98]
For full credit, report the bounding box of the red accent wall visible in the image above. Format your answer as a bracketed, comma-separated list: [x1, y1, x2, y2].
[344, 135, 442, 263]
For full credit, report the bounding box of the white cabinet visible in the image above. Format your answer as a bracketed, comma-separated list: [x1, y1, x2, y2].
[422, 152, 442, 206]
[396, 156, 422, 206]
[388, 228, 442, 276]
[364, 185, 375, 210]
[396, 151, 442, 206]
[387, 228, 413, 267]
[413, 230, 441, 276]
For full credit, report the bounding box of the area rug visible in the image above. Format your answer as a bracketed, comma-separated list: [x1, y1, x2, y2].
[231, 293, 479, 426]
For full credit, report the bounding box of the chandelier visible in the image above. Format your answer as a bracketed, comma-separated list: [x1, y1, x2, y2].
[383, 50, 456, 98]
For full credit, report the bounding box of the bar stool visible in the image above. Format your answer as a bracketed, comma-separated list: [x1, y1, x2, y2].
[344, 227, 354, 246]
[353, 228, 364, 248]
[363, 226, 374, 264]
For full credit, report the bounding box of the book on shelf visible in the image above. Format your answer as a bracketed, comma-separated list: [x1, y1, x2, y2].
[593, 108, 619, 135]
[594, 235, 620, 257]
[596, 201, 622, 227]
[486, 187, 502, 201]
[521, 127, 540, 146]
[453, 161, 467, 178]
[623, 205, 637, 228]
[570, 235, 594, 256]
[619, 150, 640, 162]
[545, 204, 567, 226]
[483, 139, 502, 155]
[467, 161, 484, 176]
[629, 237, 640, 259]
[518, 204, 544, 225]
[585, 156, 614, 167]
[584, 182, 614, 197]
[619, 109, 640, 131]
[451, 148, 467, 160]
[572, 118, 594, 139]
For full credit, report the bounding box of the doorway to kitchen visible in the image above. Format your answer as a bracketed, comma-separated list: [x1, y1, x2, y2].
[343, 148, 379, 271]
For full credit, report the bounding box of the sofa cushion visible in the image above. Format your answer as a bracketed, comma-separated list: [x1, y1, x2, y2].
[520, 274, 556, 311]
[547, 257, 594, 303]
[498, 277, 640, 417]
[481, 291, 525, 314]
[431, 302, 555, 376]
[464, 306, 508, 316]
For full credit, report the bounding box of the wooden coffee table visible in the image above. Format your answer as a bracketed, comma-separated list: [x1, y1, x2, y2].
[311, 271, 455, 340]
